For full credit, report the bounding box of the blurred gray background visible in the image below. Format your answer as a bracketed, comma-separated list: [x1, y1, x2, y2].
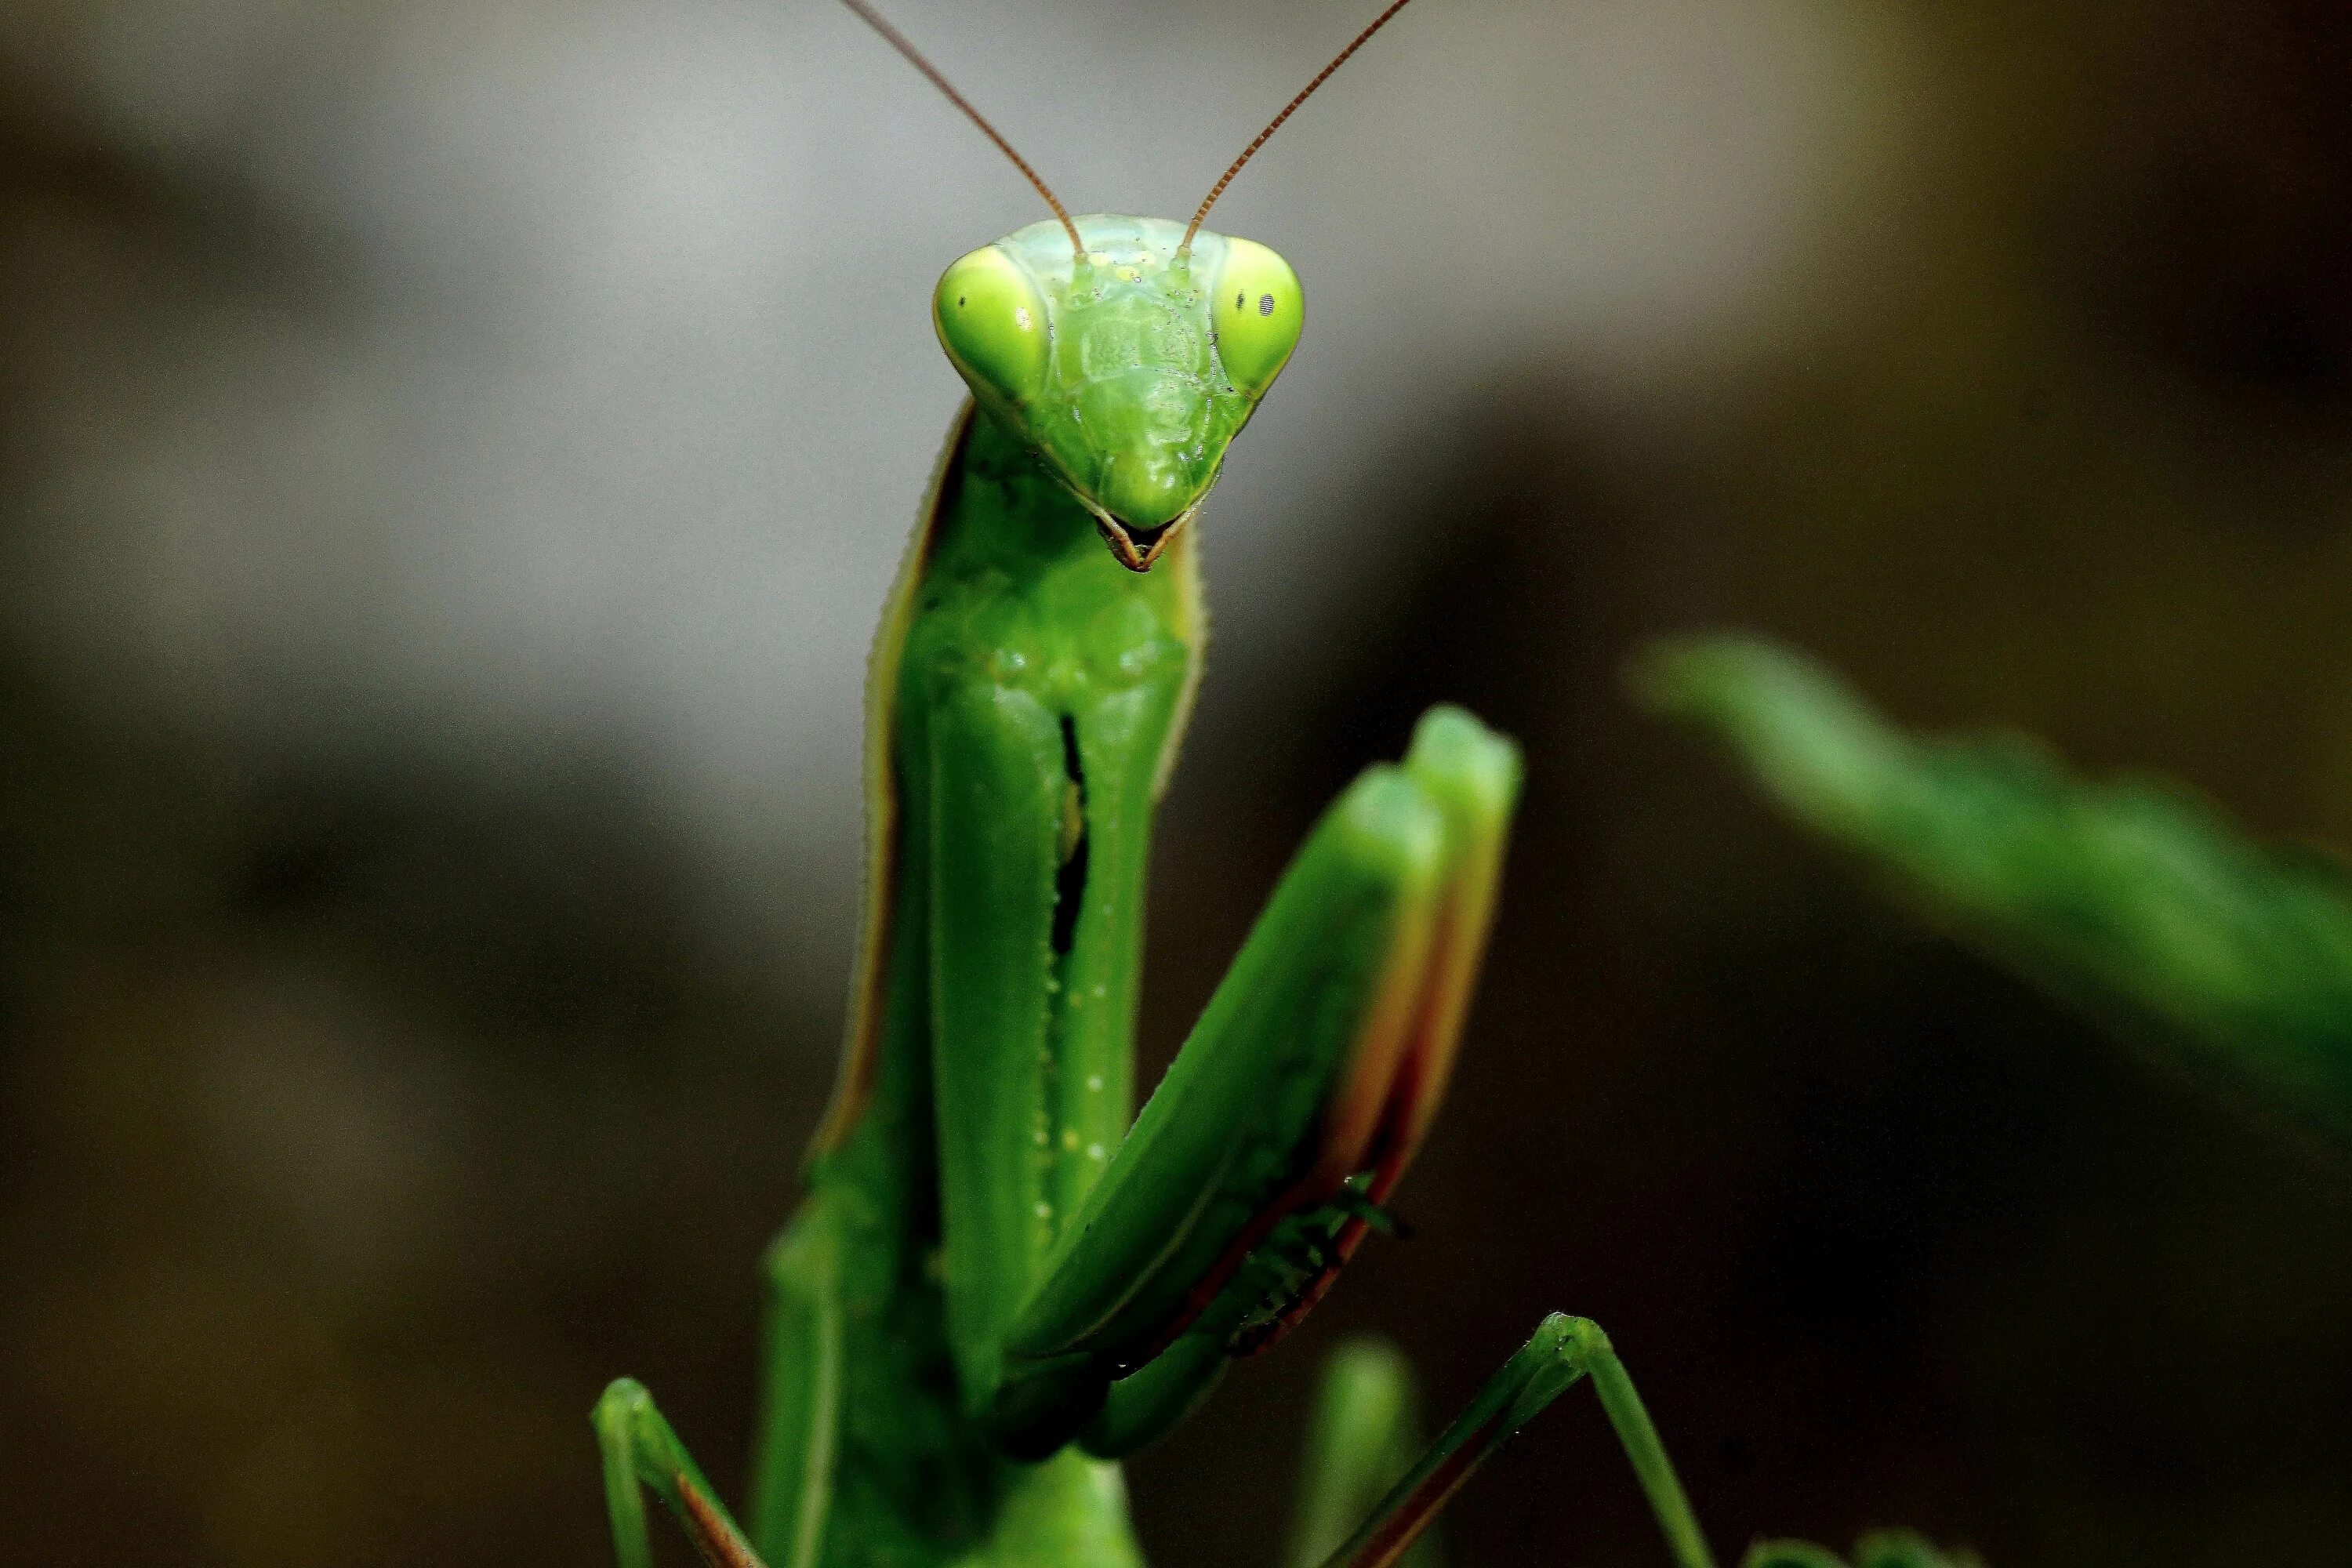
[4, 1, 2350, 1564]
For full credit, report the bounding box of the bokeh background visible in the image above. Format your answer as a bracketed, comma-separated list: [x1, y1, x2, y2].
[5, 1, 2351, 1563]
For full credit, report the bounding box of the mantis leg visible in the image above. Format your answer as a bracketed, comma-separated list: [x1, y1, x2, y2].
[1287, 1338, 1434, 1568]
[1004, 708, 1520, 1455]
[1071, 1328, 1230, 1457]
[1316, 1316, 1715, 1568]
[922, 679, 1081, 1417]
[746, 1195, 845, 1568]
[594, 1377, 769, 1568]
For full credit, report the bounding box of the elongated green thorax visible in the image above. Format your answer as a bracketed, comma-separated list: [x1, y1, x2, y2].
[935, 216, 1303, 571]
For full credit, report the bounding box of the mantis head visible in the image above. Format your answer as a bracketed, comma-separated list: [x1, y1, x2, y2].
[839, 0, 1415, 570]
[934, 216, 1302, 571]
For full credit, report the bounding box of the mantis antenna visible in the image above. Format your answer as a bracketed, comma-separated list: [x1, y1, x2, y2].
[833, 0, 1086, 260]
[1181, 0, 1422, 256]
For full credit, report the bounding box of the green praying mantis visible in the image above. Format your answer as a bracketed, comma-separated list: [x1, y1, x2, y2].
[592, 7, 1965, 1568]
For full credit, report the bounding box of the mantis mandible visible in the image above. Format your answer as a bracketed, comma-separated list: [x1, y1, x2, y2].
[593, 5, 1724, 1566]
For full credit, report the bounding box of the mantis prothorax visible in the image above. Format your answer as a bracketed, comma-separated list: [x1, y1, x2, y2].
[594, 5, 1724, 1567]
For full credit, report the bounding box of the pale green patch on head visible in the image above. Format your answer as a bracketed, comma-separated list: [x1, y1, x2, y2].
[934, 214, 1303, 571]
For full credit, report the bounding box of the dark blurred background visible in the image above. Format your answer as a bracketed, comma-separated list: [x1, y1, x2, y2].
[5, 1, 2352, 1564]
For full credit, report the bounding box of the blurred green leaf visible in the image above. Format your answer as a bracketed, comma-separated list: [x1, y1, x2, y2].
[1638, 634, 2352, 1149]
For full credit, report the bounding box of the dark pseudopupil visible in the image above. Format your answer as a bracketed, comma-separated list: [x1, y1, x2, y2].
[1258, 294, 1275, 317]
[1235, 292, 1245, 308]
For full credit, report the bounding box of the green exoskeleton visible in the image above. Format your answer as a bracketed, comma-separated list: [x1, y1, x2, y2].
[593, 5, 1733, 1568]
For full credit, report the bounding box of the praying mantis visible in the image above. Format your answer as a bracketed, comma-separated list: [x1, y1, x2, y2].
[591, 6, 1961, 1568]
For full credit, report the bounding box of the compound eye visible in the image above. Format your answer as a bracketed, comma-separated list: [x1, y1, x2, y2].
[1210, 238, 1303, 398]
[935, 246, 1051, 404]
